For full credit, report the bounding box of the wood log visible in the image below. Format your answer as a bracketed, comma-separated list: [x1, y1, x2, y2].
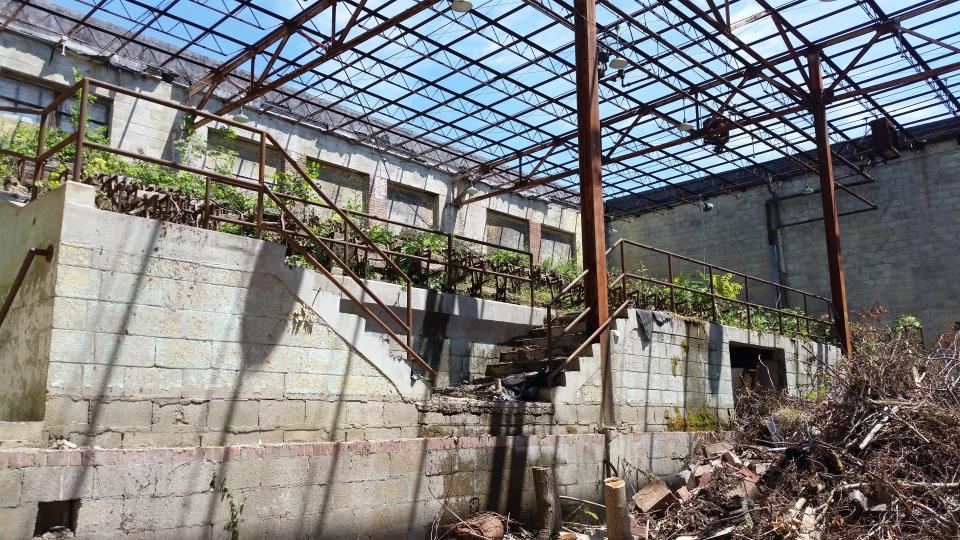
[532, 466, 562, 539]
[603, 476, 631, 540]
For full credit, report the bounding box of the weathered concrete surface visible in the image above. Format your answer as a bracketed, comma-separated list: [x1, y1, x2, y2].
[0, 183, 79, 422]
[0, 432, 703, 539]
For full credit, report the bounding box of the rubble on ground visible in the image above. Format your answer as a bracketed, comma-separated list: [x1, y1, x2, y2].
[432, 370, 552, 402]
[630, 310, 960, 538]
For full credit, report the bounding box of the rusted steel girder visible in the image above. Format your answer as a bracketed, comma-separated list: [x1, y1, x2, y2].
[207, 1, 439, 122]
[187, 0, 336, 97]
[467, 0, 956, 179]
[574, 0, 613, 425]
[808, 51, 852, 356]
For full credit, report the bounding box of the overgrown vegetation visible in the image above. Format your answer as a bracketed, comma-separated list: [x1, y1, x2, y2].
[614, 265, 832, 342]
[643, 308, 958, 539]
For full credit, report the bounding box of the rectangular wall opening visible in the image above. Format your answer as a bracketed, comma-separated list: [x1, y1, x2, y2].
[34, 500, 80, 537]
[729, 344, 786, 414]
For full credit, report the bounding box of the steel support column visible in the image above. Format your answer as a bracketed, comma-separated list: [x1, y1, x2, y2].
[808, 51, 853, 355]
[573, 0, 612, 424]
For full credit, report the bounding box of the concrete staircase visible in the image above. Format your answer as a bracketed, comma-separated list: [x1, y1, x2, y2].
[483, 313, 602, 398]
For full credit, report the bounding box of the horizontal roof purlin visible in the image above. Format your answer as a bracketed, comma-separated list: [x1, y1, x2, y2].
[2, 0, 959, 212]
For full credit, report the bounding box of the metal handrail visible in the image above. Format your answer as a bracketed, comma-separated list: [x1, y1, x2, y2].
[9, 78, 439, 380]
[544, 268, 590, 363]
[0, 246, 53, 329]
[547, 300, 631, 382]
[612, 238, 833, 304]
[609, 238, 835, 342]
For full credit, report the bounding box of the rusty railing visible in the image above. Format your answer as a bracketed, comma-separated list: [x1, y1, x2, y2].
[2, 78, 442, 380]
[610, 238, 835, 342]
[0, 246, 53, 329]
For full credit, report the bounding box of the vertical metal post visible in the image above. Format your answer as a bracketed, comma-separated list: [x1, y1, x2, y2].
[707, 265, 718, 323]
[574, 0, 612, 426]
[744, 276, 752, 331]
[667, 254, 676, 312]
[203, 177, 212, 229]
[34, 111, 48, 188]
[257, 133, 266, 239]
[529, 251, 535, 307]
[72, 79, 89, 183]
[808, 51, 853, 355]
[445, 233, 453, 292]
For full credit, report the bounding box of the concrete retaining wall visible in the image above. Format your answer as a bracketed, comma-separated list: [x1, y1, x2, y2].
[0, 432, 703, 539]
[0, 186, 63, 422]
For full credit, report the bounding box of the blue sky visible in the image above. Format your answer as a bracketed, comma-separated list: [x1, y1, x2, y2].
[39, 0, 960, 198]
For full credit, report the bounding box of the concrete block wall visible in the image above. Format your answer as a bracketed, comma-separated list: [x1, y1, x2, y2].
[610, 139, 960, 337]
[0, 432, 701, 539]
[608, 312, 838, 431]
[0, 185, 65, 423]
[39, 184, 433, 449]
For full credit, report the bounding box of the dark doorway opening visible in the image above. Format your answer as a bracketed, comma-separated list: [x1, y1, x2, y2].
[34, 500, 80, 537]
[730, 344, 786, 414]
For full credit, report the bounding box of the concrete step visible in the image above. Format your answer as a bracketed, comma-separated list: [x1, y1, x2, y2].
[508, 332, 586, 352]
[483, 360, 572, 387]
[527, 321, 587, 339]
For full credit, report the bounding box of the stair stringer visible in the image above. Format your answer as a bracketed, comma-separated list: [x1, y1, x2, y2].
[544, 342, 602, 404]
[269, 265, 431, 401]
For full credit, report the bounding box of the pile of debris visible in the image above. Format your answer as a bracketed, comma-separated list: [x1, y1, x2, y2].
[433, 370, 552, 402]
[632, 312, 960, 538]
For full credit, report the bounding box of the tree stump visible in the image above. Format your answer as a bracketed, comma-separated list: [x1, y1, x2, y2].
[533, 466, 562, 539]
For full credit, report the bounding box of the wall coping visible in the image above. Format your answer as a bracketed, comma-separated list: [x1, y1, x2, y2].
[0, 433, 625, 468]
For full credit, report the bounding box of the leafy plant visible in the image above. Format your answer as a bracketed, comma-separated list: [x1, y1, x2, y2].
[221, 484, 246, 540]
[487, 248, 528, 267]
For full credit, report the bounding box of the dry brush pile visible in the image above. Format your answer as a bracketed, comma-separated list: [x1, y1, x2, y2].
[638, 309, 960, 539]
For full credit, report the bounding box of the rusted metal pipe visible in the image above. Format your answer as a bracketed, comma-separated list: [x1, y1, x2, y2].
[0, 246, 53, 329]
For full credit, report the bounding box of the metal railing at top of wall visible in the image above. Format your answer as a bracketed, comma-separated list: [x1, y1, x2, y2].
[542, 238, 838, 380]
[610, 238, 836, 342]
[0, 77, 445, 381]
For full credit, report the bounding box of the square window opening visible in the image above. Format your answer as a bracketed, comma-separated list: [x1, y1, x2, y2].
[34, 499, 80, 537]
[729, 344, 786, 414]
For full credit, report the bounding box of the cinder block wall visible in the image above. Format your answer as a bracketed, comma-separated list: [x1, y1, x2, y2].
[0, 186, 64, 422]
[4, 183, 838, 447]
[610, 139, 960, 335]
[0, 432, 702, 539]
[607, 313, 838, 431]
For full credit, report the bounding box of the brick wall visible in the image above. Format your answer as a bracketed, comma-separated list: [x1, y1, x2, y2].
[611, 139, 960, 336]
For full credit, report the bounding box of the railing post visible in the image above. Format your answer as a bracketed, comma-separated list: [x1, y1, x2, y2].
[546, 304, 553, 361]
[257, 133, 266, 239]
[203, 177, 212, 229]
[707, 265, 718, 323]
[803, 294, 810, 338]
[445, 233, 453, 292]
[34, 111, 48, 189]
[72, 79, 89, 182]
[529, 251, 535, 307]
[743, 276, 752, 331]
[667, 253, 676, 313]
[776, 284, 784, 335]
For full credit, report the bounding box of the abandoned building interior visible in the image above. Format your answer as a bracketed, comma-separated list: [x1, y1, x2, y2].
[0, 0, 958, 538]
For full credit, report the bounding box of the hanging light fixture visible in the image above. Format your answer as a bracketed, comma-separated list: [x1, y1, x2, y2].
[801, 180, 816, 195]
[450, 0, 472, 12]
[677, 120, 694, 132]
[232, 106, 250, 124]
[609, 56, 629, 70]
[464, 185, 480, 197]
